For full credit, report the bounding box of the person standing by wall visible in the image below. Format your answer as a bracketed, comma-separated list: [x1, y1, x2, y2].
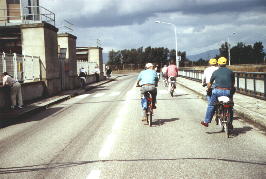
[1, 72, 23, 109]
[94, 65, 100, 82]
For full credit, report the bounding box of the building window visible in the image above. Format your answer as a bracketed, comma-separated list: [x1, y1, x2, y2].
[7, 0, 20, 4]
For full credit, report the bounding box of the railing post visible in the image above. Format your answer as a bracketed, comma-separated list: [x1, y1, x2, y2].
[3, 52, 6, 72]
[244, 73, 247, 92]
[13, 53, 18, 80]
[253, 74, 256, 95]
[23, 55, 26, 81]
[264, 74, 266, 99]
[32, 56, 34, 80]
[236, 73, 240, 90]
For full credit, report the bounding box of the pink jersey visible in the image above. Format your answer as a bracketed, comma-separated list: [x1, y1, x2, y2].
[166, 65, 178, 77]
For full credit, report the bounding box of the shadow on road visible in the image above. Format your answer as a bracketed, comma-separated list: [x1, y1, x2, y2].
[0, 157, 265, 174]
[230, 126, 253, 137]
[153, 118, 179, 126]
[0, 107, 64, 128]
[206, 126, 253, 137]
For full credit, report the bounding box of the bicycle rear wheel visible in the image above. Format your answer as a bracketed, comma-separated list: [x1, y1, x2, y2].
[218, 117, 224, 132]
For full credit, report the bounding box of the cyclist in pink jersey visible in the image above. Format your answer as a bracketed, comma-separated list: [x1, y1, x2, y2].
[166, 60, 178, 78]
[166, 60, 178, 91]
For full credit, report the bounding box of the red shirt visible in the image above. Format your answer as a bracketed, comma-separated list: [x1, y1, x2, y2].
[166, 65, 178, 77]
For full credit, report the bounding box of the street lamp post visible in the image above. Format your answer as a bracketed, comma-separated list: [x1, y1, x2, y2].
[155, 20, 179, 67]
[227, 32, 236, 66]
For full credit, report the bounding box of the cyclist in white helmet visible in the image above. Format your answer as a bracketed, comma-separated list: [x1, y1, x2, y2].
[136, 63, 158, 109]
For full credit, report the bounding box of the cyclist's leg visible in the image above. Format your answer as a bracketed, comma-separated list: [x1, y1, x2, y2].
[173, 77, 177, 89]
[168, 77, 171, 91]
[204, 89, 218, 123]
[140, 86, 147, 117]
[151, 87, 157, 107]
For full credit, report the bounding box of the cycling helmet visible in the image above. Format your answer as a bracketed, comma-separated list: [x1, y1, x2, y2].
[218, 57, 227, 65]
[209, 58, 217, 65]
[145, 63, 154, 68]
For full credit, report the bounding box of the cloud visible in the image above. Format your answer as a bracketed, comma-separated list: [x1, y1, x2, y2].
[41, 0, 266, 28]
[40, 0, 266, 55]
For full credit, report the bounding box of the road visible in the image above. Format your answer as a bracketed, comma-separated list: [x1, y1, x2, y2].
[0, 74, 265, 179]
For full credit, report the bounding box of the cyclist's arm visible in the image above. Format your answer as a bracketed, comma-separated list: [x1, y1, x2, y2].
[208, 72, 215, 89]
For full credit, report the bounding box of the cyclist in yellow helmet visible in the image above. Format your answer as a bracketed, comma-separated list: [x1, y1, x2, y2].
[201, 57, 235, 129]
[202, 58, 218, 103]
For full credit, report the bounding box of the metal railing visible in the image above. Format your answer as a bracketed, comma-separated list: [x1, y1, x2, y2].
[0, 52, 41, 83]
[0, 6, 55, 26]
[179, 69, 266, 100]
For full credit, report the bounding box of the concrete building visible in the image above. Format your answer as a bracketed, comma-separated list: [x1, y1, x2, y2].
[0, 0, 41, 25]
[76, 47, 104, 75]
[57, 33, 77, 90]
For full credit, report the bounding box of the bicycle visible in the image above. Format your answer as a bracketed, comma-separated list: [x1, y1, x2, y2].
[142, 91, 153, 127]
[137, 85, 153, 127]
[162, 74, 168, 87]
[214, 96, 234, 138]
[168, 76, 176, 97]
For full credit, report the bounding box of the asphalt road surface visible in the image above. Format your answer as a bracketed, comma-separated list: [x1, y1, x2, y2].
[0, 74, 265, 179]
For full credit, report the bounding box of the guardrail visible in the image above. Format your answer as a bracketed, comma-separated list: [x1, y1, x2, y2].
[0, 53, 41, 83]
[0, 6, 55, 26]
[179, 69, 266, 100]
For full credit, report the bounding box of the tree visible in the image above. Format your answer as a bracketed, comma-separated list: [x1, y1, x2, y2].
[253, 42, 264, 64]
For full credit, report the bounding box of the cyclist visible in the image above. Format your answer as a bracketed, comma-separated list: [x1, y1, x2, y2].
[202, 58, 218, 103]
[79, 67, 86, 88]
[161, 64, 168, 85]
[166, 60, 178, 92]
[136, 63, 158, 111]
[155, 65, 161, 80]
[201, 57, 235, 129]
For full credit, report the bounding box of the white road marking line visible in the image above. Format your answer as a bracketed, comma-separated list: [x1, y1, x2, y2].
[98, 93, 131, 159]
[99, 133, 116, 159]
[109, 91, 121, 96]
[86, 169, 101, 179]
[93, 93, 105, 98]
[75, 94, 91, 99]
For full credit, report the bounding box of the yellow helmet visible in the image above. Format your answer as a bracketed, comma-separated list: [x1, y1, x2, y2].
[209, 58, 217, 65]
[218, 57, 227, 65]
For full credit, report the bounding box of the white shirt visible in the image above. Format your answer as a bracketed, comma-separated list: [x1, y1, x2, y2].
[3, 75, 16, 87]
[202, 66, 219, 84]
[162, 67, 167, 74]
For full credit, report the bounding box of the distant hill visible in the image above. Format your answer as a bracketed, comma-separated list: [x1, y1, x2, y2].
[187, 49, 219, 61]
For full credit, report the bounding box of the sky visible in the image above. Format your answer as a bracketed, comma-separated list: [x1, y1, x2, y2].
[40, 0, 266, 55]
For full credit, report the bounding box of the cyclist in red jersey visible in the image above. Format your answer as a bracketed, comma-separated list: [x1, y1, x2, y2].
[166, 60, 178, 91]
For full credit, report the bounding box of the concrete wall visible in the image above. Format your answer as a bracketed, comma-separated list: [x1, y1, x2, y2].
[21, 22, 60, 95]
[57, 33, 77, 90]
[0, 74, 105, 109]
[0, 81, 45, 109]
[88, 47, 103, 75]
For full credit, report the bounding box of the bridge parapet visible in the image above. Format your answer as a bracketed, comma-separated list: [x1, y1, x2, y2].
[179, 69, 266, 100]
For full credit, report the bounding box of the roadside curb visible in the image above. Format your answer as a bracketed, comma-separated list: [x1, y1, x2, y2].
[176, 78, 266, 130]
